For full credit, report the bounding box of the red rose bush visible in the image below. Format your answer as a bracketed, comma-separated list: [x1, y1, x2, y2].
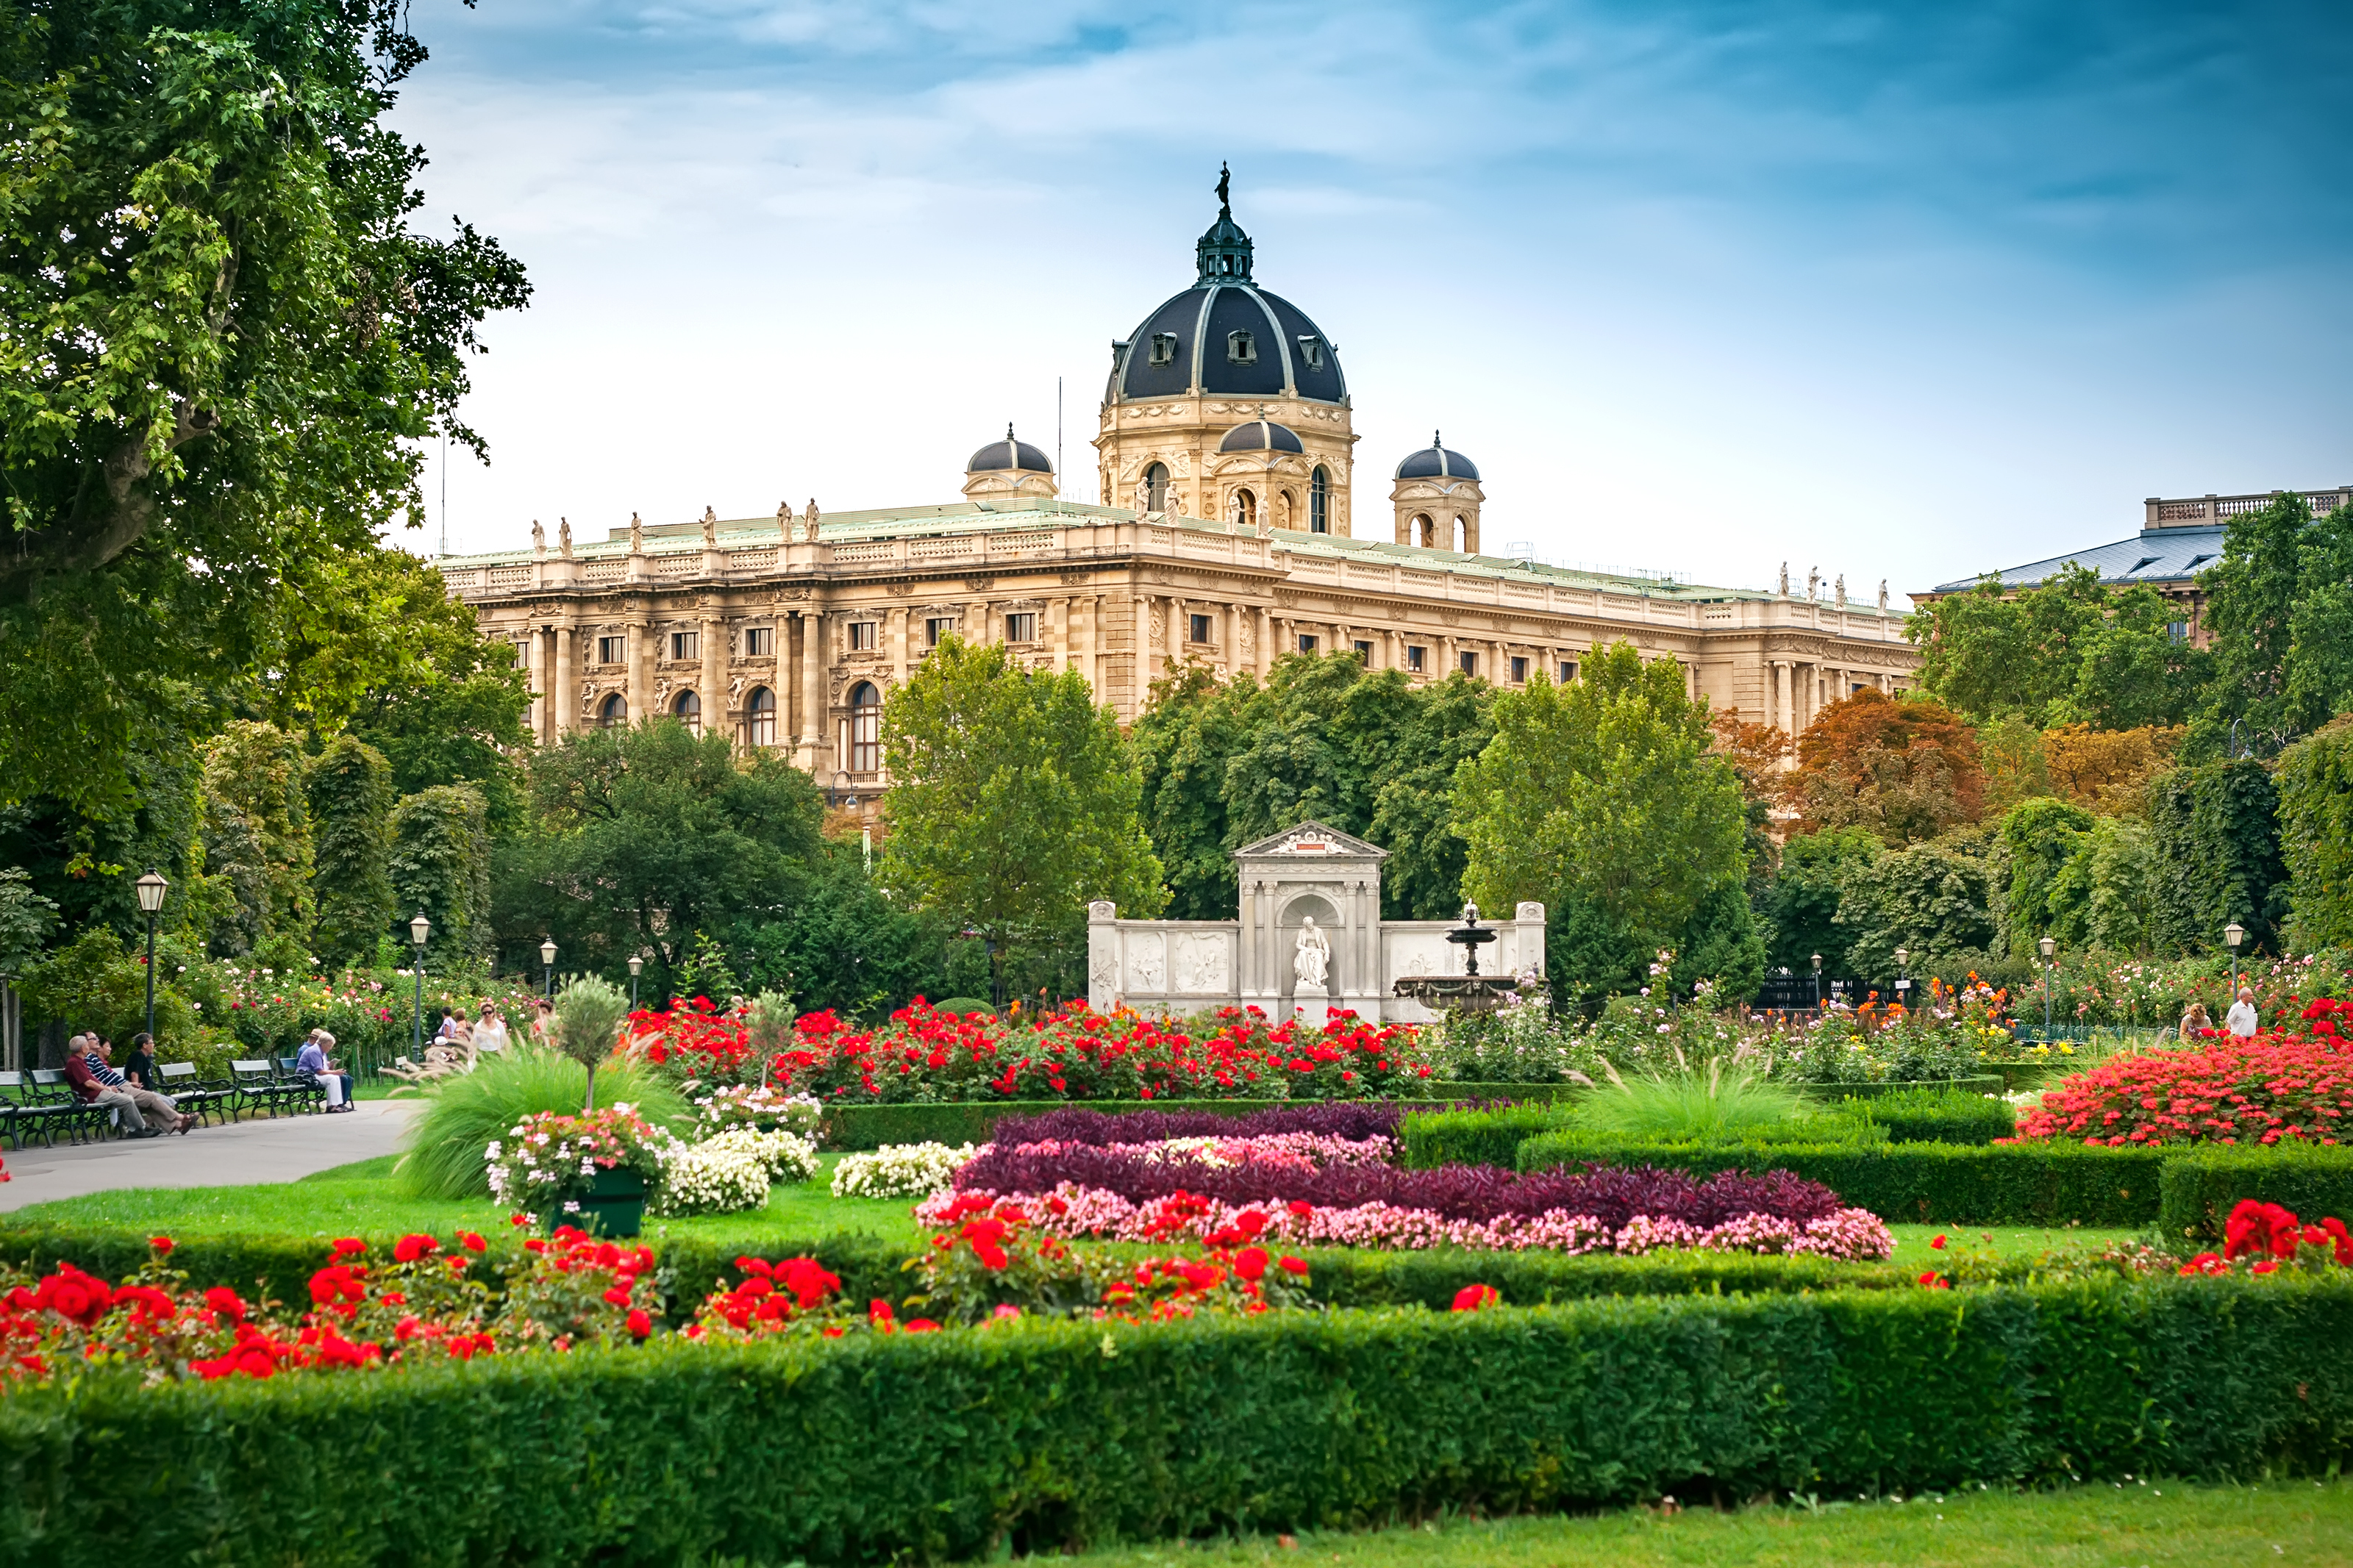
[2012, 999, 2353, 1147]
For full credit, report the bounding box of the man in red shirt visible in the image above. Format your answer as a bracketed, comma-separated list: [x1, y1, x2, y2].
[63, 1034, 188, 1136]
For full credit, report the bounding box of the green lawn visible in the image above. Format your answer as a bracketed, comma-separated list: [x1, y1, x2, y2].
[1885, 1222, 2150, 1270]
[1047, 1479, 2353, 1567]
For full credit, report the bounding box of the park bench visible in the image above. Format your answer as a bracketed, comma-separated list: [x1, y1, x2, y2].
[158, 1061, 236, 1126]
[26, 1068, 111, 1144]
[0, 1070, 85, 1149]
[275, 1056, 329, 1114]
[229, 1059, 307, 1119]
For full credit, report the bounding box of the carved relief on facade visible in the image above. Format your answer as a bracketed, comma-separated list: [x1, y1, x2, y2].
[1171, 932, 1231, 994]
[1126, 933, 1166, 993]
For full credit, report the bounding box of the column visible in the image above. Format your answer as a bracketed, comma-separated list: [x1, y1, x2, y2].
[1132, 593, 1154, 690]
[1774, 660, 1792, 735]
[1166, 597, 1184, 661]
[890, 606, 910, 680]
[1049, 597, 1068, 672]
[800, 611, 826, 772]
[699, 614, 725, 742]
[526, 626, 546, 741]
[626, 615, 651, 725]
[1255, 606, 1273, 677]
[550, 622, 573, 737]
[1081, 594, 1100, 692]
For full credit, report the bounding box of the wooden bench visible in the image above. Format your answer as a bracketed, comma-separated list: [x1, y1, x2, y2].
[274, 1057, 329, 1114]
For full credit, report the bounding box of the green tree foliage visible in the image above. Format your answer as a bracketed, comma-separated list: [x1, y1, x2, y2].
[2147, 759, 2289, 956]
[1907, 563, 2211, 731]
[2043, 815, 2158, 955]
[0, 750, 201, 942]
[2274, 716, 2353, 950]
[493, 720, 824, 986]
[0, 0, 528, 816]
[2198, 493, 2353, 755]
[305, 735, 395, 967]
[18, 926, 195, 1047]
[196, 721, 313, 959]
[1455, 642, 1749, 999]
[1832, 827, 2005, 979]
[1997, 797, 2096, 955]
[1760, 827, 1879, 978]
[390, 784, 491, 967]
[881, 637, 1164, 966]
[0, 867, 60, 973]
[1132, 652, 1498, 921]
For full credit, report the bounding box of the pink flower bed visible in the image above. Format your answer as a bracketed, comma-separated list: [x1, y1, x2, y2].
[1002, 1133, 1396, 1173]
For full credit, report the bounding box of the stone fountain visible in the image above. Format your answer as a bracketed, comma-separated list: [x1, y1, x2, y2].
[1390, 902, 1525, 1014]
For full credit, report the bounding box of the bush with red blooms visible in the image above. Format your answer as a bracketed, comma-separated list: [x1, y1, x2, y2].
[2176, 1199, 2353, 1278]
[685, 1256, 848, 1342]
[2011, 1003, 2353, 1147]
[627, 997, 1432, 1103]
[494, 1228, 663, 1349]
[1451, 1284, 1499, 1312]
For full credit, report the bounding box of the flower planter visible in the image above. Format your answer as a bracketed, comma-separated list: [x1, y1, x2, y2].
[554, 1168, 649, 1237]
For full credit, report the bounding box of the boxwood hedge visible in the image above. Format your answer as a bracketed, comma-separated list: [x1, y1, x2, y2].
[2157, 1145, 2353, 1242]
[1, 1277, 2345, 1564]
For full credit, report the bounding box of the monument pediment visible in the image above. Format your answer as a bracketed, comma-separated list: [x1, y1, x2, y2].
[1231, 820, 1387, 862]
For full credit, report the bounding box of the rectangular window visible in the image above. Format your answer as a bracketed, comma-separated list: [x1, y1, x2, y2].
[1353, 640, 1373, 662]
[1006, 612, 1037, 642]
[926, 617, 954, 647]
[1510, 656, 1529, 684]
[1189, 613, 1212, 645]
[1297, 334, 1325, 370]
[1149, 332, 1179, 367]
[670, 630, 699, 662]
[1560, 659, 1578, 684]
[597, 635, 624, 666]
[743, 626, 774, 657]
[1297, 634, 1319, 654]
[848, 621, 877, 651]
[1227, 329, 1257, 365]
[2167, 620, 2189, 642]
[1406, 645, 1427, 673]
[1460, 651, 1478, 676]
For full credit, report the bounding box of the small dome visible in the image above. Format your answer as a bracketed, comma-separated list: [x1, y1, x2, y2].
[1218, 418, 1304, 454]
[967, 424, 1052, 474]
[1394, 432, 1479, 482]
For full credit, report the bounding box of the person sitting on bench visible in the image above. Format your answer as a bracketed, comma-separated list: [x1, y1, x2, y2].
[64, 1034, 191, 1136]
[296, 1029, 355, 1111]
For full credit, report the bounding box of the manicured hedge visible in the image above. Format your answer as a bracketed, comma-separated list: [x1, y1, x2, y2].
[1398, 1103, 1568, 1168]
[3, 1278, 2346, 1563]
[1517, 1136, 2168, 1227]
[2157, 1145, 2353, 1242]
[1799, 1075, 2007, 1102]
[1849, 1086, 2019, 1146]
[821, 1087, 1565, 1150]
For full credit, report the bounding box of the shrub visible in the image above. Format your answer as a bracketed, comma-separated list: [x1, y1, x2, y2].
[1399, 1104, 1566, 1169]
[2157, 1144, 2353, 1242]
[398, 1048, 689, 1200]
[2, 1278, 2349, 1562]
[654, 1128, 821, 1217]
[1515, 1136, 2166, 1227]
[996, 1101, 1409, 1148]
[2013, 1014, 2353, 1146]
[1851, 1086, 2017, 1145]
[829, 1142, 975, 1200]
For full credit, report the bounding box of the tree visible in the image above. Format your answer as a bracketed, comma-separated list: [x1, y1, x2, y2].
[2043, 815, 2158, 954]
[1455, 642, 1748, 999]
[728, 839, 963, 1019]
[1997, 796, 2096, 956]
[2147, 759, 2289, 956]
[1365, 671, 1495, 919]
[0, 867, 60, 975]
[1787, 691, 1985, 843]
[494, 720, 824, 985]
[1908, 563, 2210, 731]
[1832, 828, 2005, 981]
[2041, 723, 2185, 814]
[1976, 716, 2051, 816]
[307, 735, 395, 967]
[0, 0, 529, 817]
[2198, 493, 2353, 755]
[390, 784, 491, 967]
[1760, 827, 1879, 978]
[2274, 716, 2353, 951]
[880, 637, 1163, 985]
[197, 721, 313, 960]
[1129, 663, 1252, 920]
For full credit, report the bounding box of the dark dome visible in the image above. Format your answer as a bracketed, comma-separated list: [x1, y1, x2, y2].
[1218, 418, 1304, 454]
[967, 424, 1052, 474]
[1105, 212, 1347, 407]
[1394, 434, 1478, 482]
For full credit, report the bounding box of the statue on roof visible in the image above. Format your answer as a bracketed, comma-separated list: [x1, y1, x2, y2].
[1777, 562, 1789, 597]
[1215, 161, 1232, 218]
[1807, 565, 1820, 600]
[558, 517, 572, 559]
[805, 498, 821, 534]
[776, 500, 793, 543]
[1835, 573, 1846, 607]
[531, 518, 545, 558]
[701, 506, 718, 548]
[1878, 579, 1889, 613]
[629, 512, 643, 554]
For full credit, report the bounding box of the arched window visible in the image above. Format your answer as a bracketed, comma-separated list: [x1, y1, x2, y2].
[1143, 462, 1169, 512]
[1230, 488, 1257, 531]
[1275, 490, 1293, 530]
[848, 681, 881, 773]
[598, 692, 626, 728]
[745, 687, 776, 748]
[1453, 515, 1468, 553]
[673, 688, 701, 735]
[1310, 467, 1329, 533]
[1412, 513, 1435, 548]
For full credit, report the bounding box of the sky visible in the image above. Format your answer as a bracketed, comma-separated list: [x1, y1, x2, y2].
[388, 0, 2353, 601]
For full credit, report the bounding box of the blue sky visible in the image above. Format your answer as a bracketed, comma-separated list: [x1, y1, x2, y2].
[392, 0, 2353, 599]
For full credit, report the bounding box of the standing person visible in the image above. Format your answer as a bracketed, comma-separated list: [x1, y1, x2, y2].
[64, 1035, 190, 1136]
[529, 998, 554, 1046]
[2225, 988, 2260, 1038]
[474, 1006, 510, 1056]
[120, 1033, 161, 1092]
[296, 1030, 355, 1111]
[2178, 1003, 2212, 1042]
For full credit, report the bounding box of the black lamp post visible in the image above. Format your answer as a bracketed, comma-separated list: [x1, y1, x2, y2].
[2038, 934, 2057, 1038]
[628, 953, 643, 1011]
[134, 870, 168, 1042]
[540, 937, 558, 1001]
[2224, 921, 2246, 1004]
[1893, 945, 1910, 1003]
[409, 911, 432, 1062]
[1810, 953, 1824, 1009]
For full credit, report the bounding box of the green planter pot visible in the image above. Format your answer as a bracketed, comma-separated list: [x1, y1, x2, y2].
[550, 1167, 649, 1238]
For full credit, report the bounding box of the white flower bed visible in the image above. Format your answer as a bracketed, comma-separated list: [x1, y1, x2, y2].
[654, 1128, 822, 1217]
[692, 1084, 823, 1137]
[830, 1141, 976, 1200]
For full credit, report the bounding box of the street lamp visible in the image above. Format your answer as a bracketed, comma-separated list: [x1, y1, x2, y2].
[540, 937, 558, 1000]
[1810, 953, 1824, 1009]
[628, 953, 643, 1010]
[2224, 921, 2246, 1004]
[1893, 945, 1910, 1003]
[134, 870, 168, 1042]
[409, 912, 432, 1062]
[2038, 934, 2057, 1039]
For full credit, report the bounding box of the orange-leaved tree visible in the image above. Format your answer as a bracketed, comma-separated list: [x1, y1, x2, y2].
[1787, 691, 1985, 845]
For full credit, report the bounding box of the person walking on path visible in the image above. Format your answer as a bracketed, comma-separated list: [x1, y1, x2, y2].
[2178, 1003, 2212, 1041]
[2225, 988, 2260, 1038]
[63, 1034, 190, 1136]
[474, 1006, 510, 1056]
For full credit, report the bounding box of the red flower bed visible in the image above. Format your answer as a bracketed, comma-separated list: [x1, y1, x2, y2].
[2013, 999, 2353, 1147]
[627, 997, 1429, 1103]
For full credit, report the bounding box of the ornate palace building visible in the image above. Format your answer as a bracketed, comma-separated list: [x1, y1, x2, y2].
[440, 186, 1920, 796]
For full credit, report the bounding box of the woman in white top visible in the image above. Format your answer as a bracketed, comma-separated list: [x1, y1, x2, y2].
[474, 1007, 510, 1054]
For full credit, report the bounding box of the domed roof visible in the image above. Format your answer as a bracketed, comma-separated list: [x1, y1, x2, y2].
[1394, 433, 1479, 482]
[967, 425, 1052, 474]
[1218, 418, 1304, 454]
[1104, 204, 1348, 408]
